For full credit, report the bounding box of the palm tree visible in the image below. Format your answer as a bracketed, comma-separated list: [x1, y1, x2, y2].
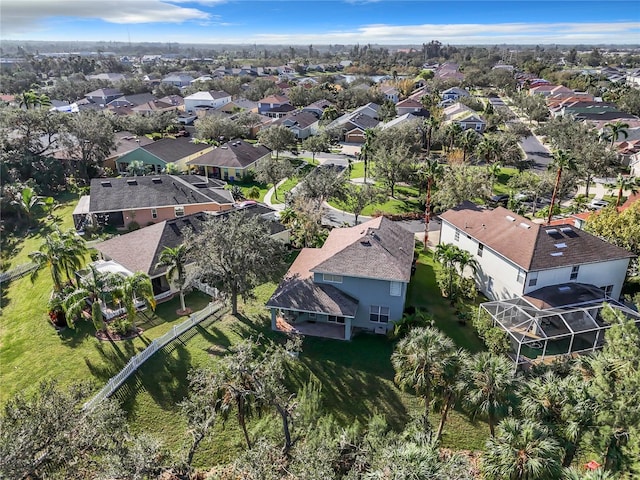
[476, 137, 500, 164]
[423, 116, 440, 154]
[246, 186, 260, 200]
[606, 173, 639, 207]
[434, 348, 470, 441]
[127, 160, 146, 176]
[487, 162, 503, 193]
[164, 162, 180, 175]
[62, 265, 120, 330]
[434, 243, 461, 299]
[11, 186, 44, 227]
[17, 89, 51, 110]
[417, 157, 444, 250]
[391, 326, 454, 417]
[360, 128, 377, 185]
[603, 121, 629, 149]
[459, 129, 480, 163]
[445, 123, 463, 153]
[29, 228, 87, 292]
[482, 418, 563, 480]
[157, 245, 189, 314]
[453, 248, 479, 277]
[320, 105, 339, 124]
[547, 149, 577, 225]
[462, 352, 519, 437]
[115, 272, 156, 330]
[389, 309, 433, 340]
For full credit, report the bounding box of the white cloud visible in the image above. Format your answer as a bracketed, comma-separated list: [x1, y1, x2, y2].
[1, 0, 210, 34]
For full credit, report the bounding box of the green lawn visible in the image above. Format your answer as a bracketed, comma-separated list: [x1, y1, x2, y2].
[492, 167, 519, 196]
[329, 182, 422, 216]
[271, 164, 316, 205]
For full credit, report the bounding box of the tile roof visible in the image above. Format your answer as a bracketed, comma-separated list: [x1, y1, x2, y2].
[440, 202, 634, 271]
[259, 94, 290, 104]
[187, 139, 271, 169]
[89, 175, 233, 212]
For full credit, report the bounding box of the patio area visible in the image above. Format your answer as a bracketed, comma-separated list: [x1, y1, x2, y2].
[275, 316, 348, 341]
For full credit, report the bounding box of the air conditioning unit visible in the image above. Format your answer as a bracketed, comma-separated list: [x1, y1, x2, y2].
[374, 326, 387, 335]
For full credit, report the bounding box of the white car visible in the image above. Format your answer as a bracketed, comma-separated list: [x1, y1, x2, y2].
[589, 199, 609, 210]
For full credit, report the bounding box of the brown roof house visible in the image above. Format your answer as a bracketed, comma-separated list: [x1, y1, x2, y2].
[115, 137, 214, 174]
[92, 204, 289, 299]
[82, 174, 233, 230]
[439, 202, 634, 301]
[187, 139, 271, 181]
[267, 217, 415, 340]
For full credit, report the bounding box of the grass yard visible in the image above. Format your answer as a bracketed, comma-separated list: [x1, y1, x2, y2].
[491, 167, 519, 196]
[270, 163, 316, 205]
[329, 182, 422, 216]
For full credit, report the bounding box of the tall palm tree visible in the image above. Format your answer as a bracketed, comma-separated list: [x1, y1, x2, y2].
[476, 136, 501, 164]
[462, 352, 519, 437]
[434, 348, 470, 441]
[157, 245, 189, 313]
[360, 128, 377, 185]
[434, 243, 461, 299]
[115, 272, 156, 330]
[606, 173, 639, 207]
[62, 265, 120, 330]
[17, 89, 51, 110]
[459, 129, 480, 163]
[391, 326, 455, 417]
[417, 157, 444, 250]
[487, 162, 503, 193]
[603, 121, 629, 149]
[445, 123, 463, 153]
[482, 418, 564, 480]
[423, 116, 440, 154]
[547, 149, 577, 225]
[29, 228, 87, 292]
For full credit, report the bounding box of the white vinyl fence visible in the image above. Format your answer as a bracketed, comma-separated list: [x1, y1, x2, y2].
[0, 262, 37, 284]
[84, 300, 224, 410]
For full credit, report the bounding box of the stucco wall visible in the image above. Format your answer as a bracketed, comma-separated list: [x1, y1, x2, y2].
[121, 202, 232, 228]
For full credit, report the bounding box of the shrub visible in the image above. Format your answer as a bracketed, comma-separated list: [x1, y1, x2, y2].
[127, 221, 140, 232]
[472, 307, 510, 355]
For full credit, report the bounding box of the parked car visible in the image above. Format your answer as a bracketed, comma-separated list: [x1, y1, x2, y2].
[589, 199, 609, 210]
[489, 194, 509, 206]
[514, 192, 534, 202]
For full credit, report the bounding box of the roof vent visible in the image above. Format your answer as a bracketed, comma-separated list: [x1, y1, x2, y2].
[360, 240, 371, 247]
[550, 252, 563, 257]
[545, 229, 564, 239]
[554, 243, 567, 249]
[519, 222, 530, 229]
[505, 215, 515, 222]
[152, 177, 162, 183]
[126, 179, 137, 185]
[558, 286, 571, 292]
[100, 181, 111, 187]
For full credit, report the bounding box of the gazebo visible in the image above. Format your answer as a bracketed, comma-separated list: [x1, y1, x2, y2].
[478, 283, 640, 368]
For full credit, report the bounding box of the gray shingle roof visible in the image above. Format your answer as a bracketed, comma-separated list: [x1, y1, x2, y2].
[141, 137, 211, 163]
[187, 139, 271, 169]
[266, 276, 359, 316]
[88, 175, 232, 212]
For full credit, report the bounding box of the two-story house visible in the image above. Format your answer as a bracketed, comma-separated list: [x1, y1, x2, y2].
[258, 95, 292, 116]
[84, 174, 233, 230]
[84, 88, 123, 106]
[184, 90, 232, 113]
[267, 217, 415, 340]
[442, 103, 486, 133]
[439, 202, 634, 301]
[272, 111, 319, 139]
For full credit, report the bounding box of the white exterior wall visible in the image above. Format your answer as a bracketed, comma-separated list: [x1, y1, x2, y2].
[440, 221, 524, 300]
[184, 95, 231, 113]
[441, 221, 631, 301]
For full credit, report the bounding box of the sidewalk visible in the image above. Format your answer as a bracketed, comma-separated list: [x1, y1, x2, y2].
[263, 178, 288, 211]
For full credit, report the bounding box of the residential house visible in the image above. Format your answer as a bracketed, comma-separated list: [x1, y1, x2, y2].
[162, 73, 195, 88]
[115, 137, 214, 173]
[272, 111, 319, 139]
[627, 69, 640, 88]
[439, 202, 634, 301]
[302, 99, 335, 118]
[435, 63, 464, 82]
[326, 110, 380, 143]
[92, 204, 288, 297]
[267, 217, 415, 340]
[442, 103, 486, 133]
[84, 175, 233, 230]
[187, 139, 271, 180]
[351, 102, 380, 120]
[132, 98, 183, 115]
[184, 90, 232, 113]
[381, 113, 420, 131]
[441, 87, 470, 101]
[379, 85, 400, 103]
[218, 98, 258, 114]
[86, 72, 127, 82]
[395, 98, 427, 116]
[102, 132, 155, 171]
[84, 88, 123, 106]
[257, 95, 292, 117]
[107, 93, 157, 108]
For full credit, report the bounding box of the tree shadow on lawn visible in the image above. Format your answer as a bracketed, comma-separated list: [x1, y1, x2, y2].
[59, 318, 103, 348]
[117, 341, 193, 410]
[84, 335, 138, 381]
[290, 334, 411, 430]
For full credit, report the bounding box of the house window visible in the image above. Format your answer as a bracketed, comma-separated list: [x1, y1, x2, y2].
[323, 274, 343, 284]
[570, 265, 579, 281]
[528, 272, 538, 287]
[516, 269, 525, 284]
[370, 305, 390, 323]
[328, 315, 345, 324]
[235, 169, 242, 178]
[174, 206, 185, 217]
[601, 285, 613, 296]
[151, 208, 158, 219]
[308, 312, 316, 319]
[454, 229, 460, 242]
[390, 281, 402, 297]
[477, 243, 484, 257]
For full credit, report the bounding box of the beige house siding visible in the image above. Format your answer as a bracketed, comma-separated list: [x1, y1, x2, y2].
[174, 146, 215, 171]
[122, 202, 232, 227]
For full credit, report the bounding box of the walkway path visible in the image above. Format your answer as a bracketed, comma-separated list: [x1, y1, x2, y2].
[262, 178, 288, 211]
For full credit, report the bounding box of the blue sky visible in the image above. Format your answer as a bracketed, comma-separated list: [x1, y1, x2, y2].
[2, 1, 639, 45]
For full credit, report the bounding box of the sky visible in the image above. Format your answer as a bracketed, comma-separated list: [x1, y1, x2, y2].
[2, 0, 640, 45]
